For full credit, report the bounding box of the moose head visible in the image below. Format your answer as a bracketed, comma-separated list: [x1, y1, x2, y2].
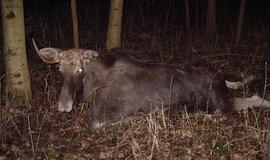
[32, 39, 98, 112]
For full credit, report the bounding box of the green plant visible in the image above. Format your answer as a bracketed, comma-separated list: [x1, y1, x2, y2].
[47, 148, 60, 159]
[209, 133, 229, 157]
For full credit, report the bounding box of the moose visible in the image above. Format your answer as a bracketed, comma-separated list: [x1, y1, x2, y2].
[33, 40, 270, 128]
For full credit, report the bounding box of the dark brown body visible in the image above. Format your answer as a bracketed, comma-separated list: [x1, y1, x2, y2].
[83, 50, 234, 127]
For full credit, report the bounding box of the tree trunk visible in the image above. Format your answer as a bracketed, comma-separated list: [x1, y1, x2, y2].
[206, 0, 216, 38]
[1, 0, 32, 106]
[71, 0, 80, 48]
[106, 0, 124, 50]
[235, 0, 246, 45]
[184, 0, 191, 42]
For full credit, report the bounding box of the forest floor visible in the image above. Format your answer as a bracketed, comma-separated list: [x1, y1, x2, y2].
[1, 31, 270, 159]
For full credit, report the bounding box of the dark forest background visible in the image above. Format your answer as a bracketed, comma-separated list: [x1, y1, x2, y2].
[1, 1, 270, 159]
[0, 0, 269, 67]
[23, 0, 270, 48]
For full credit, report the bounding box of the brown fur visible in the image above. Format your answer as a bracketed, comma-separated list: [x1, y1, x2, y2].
[82, 50, 234, 128]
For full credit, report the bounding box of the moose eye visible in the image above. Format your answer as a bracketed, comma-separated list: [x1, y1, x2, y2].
[76, 68, 83, 74]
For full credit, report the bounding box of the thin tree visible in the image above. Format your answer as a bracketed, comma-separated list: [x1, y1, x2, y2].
[1, 0, 32, 106]
[106, 0, 124, 50]
[184, 0, 191, 42]
[71, 0, 79, 48]
[206, 0, 216, 38]
[235, 0, 246, 45]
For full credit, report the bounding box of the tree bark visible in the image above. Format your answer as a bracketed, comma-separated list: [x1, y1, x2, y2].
[1, 0, 32, 106]
[106, 0, 124, 50]
[206, 0, 216, 38]
[235, 0, 246, 45]
[71, 0, 80, 48]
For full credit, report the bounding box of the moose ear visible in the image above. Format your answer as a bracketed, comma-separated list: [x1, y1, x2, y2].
[83, 50, 99, 60]
[32, 38, 63, 64]
[37, 48, 63, 64]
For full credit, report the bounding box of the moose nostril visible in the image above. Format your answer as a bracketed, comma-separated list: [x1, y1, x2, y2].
[58, 102, 66, 112]
[58, 101, 73, 112]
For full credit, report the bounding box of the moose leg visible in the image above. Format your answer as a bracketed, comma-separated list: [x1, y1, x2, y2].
[90, 102, 127, 129]
[200, 88, 234, 113]
[225, 75, 256, 89]
[233, 95, 270, 111]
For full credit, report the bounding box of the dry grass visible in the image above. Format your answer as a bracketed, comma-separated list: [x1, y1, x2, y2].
[1, 99, 269, 159]
[1, 11, 270, 159]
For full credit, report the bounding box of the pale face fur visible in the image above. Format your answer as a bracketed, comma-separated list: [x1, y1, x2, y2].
[58, 49, 84, 74]
[33, 41, 98, 112]
[57, 49, 98, 112]
[57, 49, 84, 112]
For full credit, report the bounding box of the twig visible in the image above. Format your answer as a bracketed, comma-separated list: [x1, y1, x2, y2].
[9, 114, 22, 138]
[66, 103, 85, 152]
[27, 115, 35, 158]
[36, 110, 48, 147]
[168, 75, 174, 115]
[0, 73, 7, 104]
[42, 147, 49, 160]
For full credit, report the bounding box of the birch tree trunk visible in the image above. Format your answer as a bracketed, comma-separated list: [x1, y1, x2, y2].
[235, 0, 246, 45]
[71, 0, 80, 48]
[1, 0, 32, 106]
[206, 0, 216, 38]
[106, 0, 124, 50]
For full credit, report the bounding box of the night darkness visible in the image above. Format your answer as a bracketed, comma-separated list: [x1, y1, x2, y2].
[1, 0, 270, 159]
[23, 0, 270, 47]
